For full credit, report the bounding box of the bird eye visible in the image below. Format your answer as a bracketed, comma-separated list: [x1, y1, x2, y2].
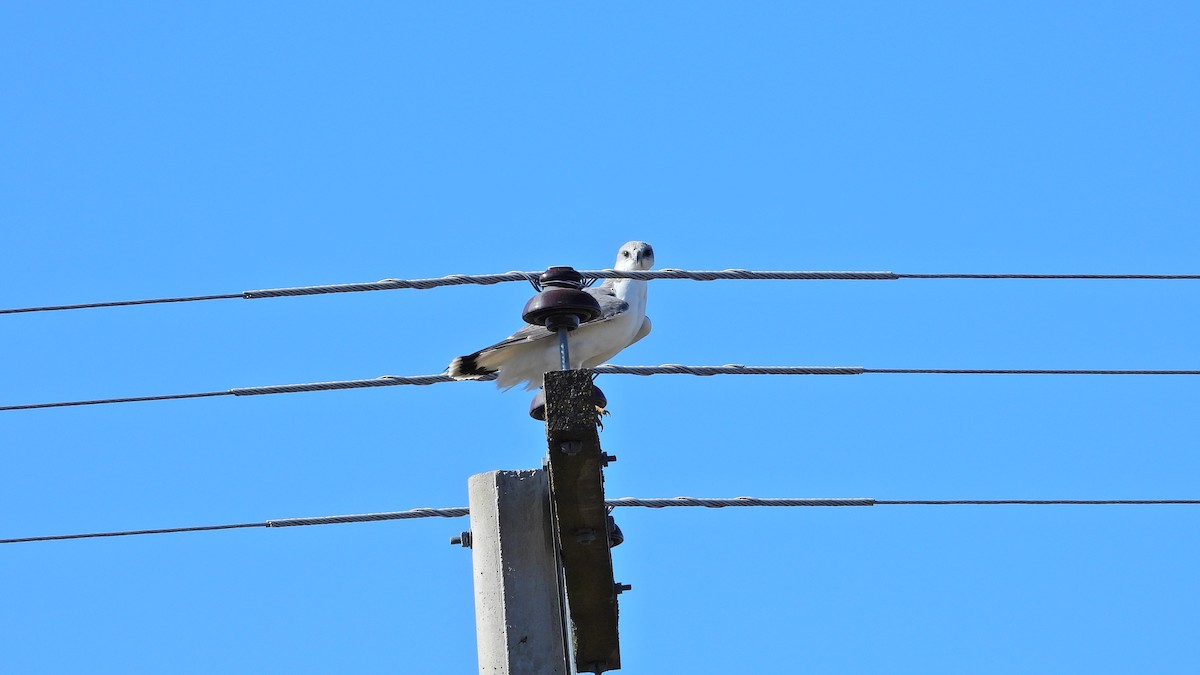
[622, 250, 630, 258]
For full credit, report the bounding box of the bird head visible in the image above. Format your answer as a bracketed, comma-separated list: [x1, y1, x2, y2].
[615, 241, 655, 271]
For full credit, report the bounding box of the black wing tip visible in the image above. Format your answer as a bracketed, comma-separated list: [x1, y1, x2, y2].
[449, 353, 494, 379]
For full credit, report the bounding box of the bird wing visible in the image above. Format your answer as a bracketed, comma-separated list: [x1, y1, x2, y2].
[477, 283, 630, 353]
[630, 315, 652, 345]
[448, 282, 634, 379]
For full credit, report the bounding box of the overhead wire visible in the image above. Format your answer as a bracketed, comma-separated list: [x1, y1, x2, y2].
[3, 365, 1199, 412]
[5, 498, 1197, 544]
[4, 364, 1199, 411]
[0, 507, 471, 544]
[604, 497, 1200, 507]
[4, 269, 1199, 315]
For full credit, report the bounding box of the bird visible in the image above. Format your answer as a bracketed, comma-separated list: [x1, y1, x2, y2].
[448, 241, 654, 392]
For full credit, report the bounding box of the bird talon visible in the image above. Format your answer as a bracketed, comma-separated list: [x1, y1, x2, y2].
[594, 406, 610, 430]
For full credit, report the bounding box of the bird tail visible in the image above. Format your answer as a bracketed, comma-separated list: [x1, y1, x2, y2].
[448, 352, 495, 380]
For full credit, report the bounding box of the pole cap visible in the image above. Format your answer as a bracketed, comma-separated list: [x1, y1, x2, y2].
[529, 383, 608, 421]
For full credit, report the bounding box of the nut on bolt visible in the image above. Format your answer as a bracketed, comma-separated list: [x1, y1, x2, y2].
[450, 531, 473, 548]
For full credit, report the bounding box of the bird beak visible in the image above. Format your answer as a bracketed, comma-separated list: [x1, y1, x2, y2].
[636, 245, 653, 266]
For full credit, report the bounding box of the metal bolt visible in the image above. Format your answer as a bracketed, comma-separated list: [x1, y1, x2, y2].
[450, 531, 472, 548]
[556, 327, 571, 371]
[601, 453, 617, 466]
[615, 583, 632, 595]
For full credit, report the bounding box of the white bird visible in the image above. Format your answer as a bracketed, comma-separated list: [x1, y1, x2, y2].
[449, 241, 654, 391]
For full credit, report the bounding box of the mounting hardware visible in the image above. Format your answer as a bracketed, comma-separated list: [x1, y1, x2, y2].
[521, 267, 602, 332]
[606, 515, 624, 548]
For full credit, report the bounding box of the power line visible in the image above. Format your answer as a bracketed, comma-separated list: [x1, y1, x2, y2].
[5, 364, 1199, 412]
[4, 269, 1198, 315]
[0, 294, 244, 314]
[6, 498, 1196, 544]
[0, 507, 471, 544]
[871, 500, 1200, 505]
[0, 522, 265, 543]
[605, 497, 1200, 507]
[858, 368, 1200, 375]
[598, 365, 1200, 376]
[2, 390, 233, 410]
[897, 274, 1200, 279]
[608, 497, 875, 507]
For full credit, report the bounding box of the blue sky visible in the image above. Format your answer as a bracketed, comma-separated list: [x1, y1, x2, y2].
[2, 2, 1198, 673]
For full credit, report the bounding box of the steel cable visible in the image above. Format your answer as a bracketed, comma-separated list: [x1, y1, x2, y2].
[6, 499, 1197, 544]
[6, 269, 1198, 315]
[5, 365, 1199, 412]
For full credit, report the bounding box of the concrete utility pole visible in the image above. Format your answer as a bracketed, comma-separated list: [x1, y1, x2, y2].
[462, 265, 623, 673]
[466, 470, 569, 674]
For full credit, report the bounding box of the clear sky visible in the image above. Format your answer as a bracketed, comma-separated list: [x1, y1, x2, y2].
[2, 2, 1198, 673]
